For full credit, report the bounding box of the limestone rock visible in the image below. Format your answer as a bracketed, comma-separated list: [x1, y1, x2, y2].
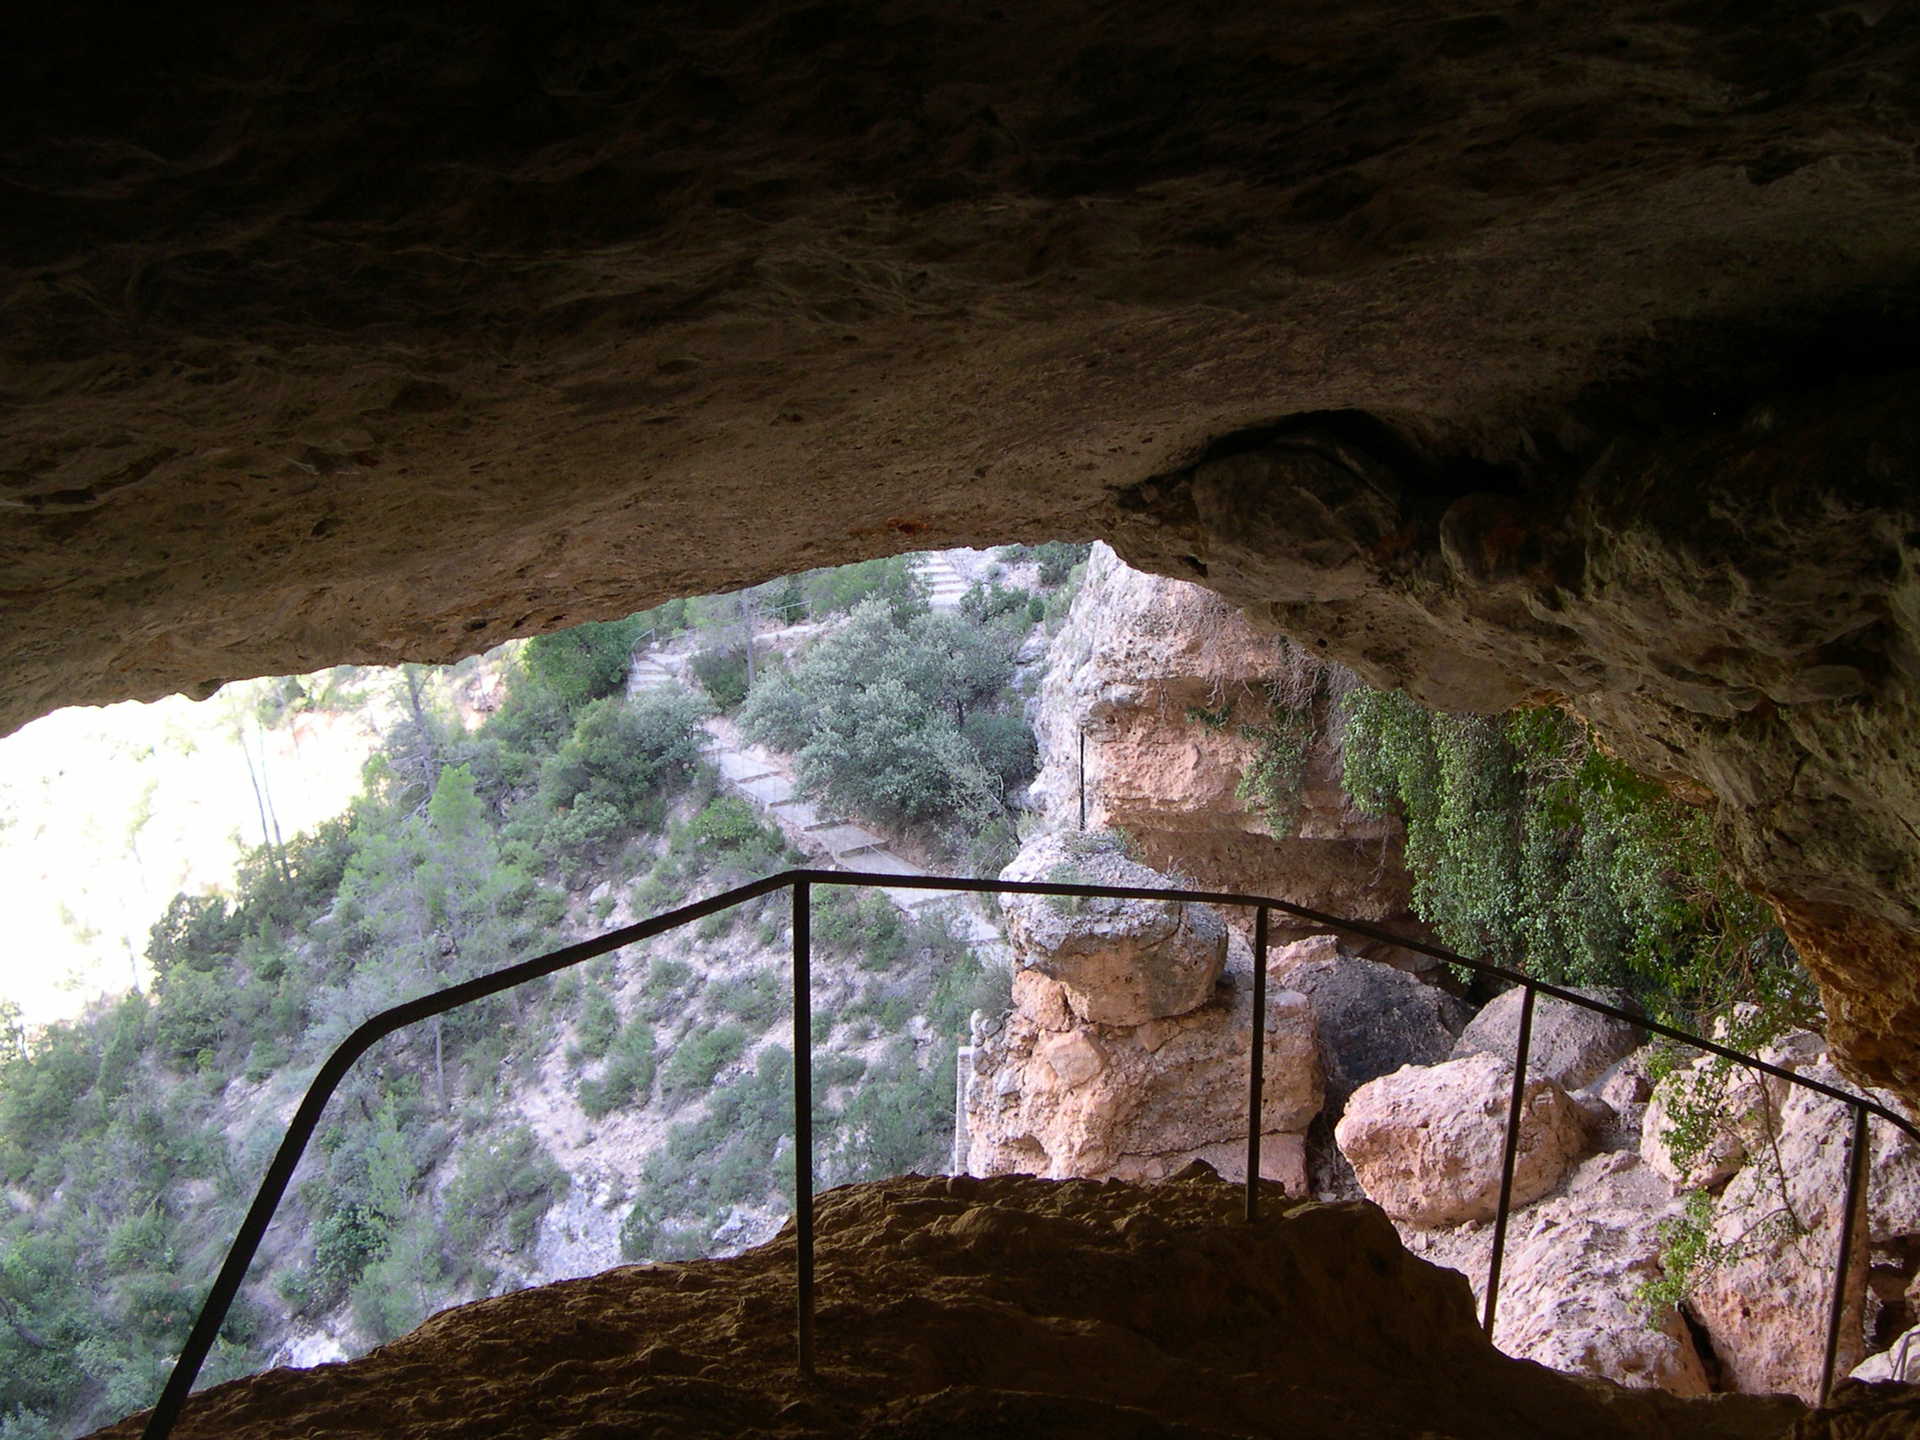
[1688, 1056, 1871, 1401]
[1640, 1056, 1787, 1193]
[1279, 947, 1472, 1110]
[1027, 546, 1425, 948]
[1452, 985, 1645, 1092]
[966, 940, 1321, 1187]
[999, 834, 1226, 1027]
[1395, 1151, 1711, 1395]
[1336, 1054, 1589, 1228]
[1495, 1152, 1712, 1396]
[1852, 1325, 1920, 1384]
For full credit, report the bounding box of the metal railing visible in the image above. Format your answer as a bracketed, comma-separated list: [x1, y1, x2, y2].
[138, 868, 1920, 1438]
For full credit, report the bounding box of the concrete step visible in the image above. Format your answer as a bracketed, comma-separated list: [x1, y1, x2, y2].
[812, 823, 886, 855]
[736, 773, 796, 806]
[838, 849, 927, 880]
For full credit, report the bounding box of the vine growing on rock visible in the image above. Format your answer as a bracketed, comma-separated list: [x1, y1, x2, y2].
[1338, 687, 1818, 1029]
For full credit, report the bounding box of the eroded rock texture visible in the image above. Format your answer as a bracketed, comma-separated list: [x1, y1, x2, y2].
[10, 4, 1920, 1091]
[89, 1172, 1811, 1440]
[1027, 544, 1420, 944]
[968, 839, 1321, 1185]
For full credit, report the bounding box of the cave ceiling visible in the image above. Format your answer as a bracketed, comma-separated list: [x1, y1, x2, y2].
[7, 0, 1920, 1090]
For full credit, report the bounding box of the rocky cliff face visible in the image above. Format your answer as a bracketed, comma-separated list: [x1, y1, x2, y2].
[1029, 544, 1422, 951]
[960, 823, 1920, 1406]
[1339, 1010, 1920, 1405]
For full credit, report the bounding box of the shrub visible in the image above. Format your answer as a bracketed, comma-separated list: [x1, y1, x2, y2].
[309, 1202, 389, 1309]
[145, 893, 243, 978]
[658, 1023, 749, 1101]
[799, 556, 927, 622]
[961, 711, 1038, 792]
[708, 970, 785, 1028]
[578, 1021, 658, 1118]
[689, 794, 764, 852]
[1032, 540, 1092, 587]
[523, 615, 648, 713]
[738, 598, 1029, 836]
[691, 645, 751, 709]
[814, 890, 908, 970]
[958, 581, 1032, 625]
[575, 988, 619, 1060]
[444, 1126, 567, 1258]
[1340, 687, 1815, 1027]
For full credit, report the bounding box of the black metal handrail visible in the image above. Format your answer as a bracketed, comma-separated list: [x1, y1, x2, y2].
[137, 868, 1920, 1438]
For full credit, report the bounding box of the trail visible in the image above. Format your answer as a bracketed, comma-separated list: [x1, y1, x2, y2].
[628, 556, 1002, 947]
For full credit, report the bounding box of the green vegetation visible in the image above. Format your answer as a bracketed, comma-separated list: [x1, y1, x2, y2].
[737, 594, 1034, 845]
[577, 1019, 658, 1119]
[996, 541, 1092, 587]
[1337, 683, 1822, 1323]
[523, 615, 649, 713]
[0, 629, 720, 1434]
[619, 905, 1006, 1263]
[1339, 687, 1815, 1029]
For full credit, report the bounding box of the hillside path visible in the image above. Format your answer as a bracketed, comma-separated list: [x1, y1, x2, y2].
[628, 639, 1000, 946]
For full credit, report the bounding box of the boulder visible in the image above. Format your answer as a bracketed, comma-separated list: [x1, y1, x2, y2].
[1278, 945, 1472, 1111]
[965, 941, 1321, 1187]
[1024, 546, 1423, 940]
[1490, 1152, 1711, 1396]
[1394, 1151, 1713, 1396]
[999, 834, 1226, 1027]
[1688, 1056, 1870, 1401]
[1335, 1054, 1589, 1229]
[1640, 1056, 1786, 1193]
[1853, 1324, 1920, 1384]
[1452, 986, 1645, 1092]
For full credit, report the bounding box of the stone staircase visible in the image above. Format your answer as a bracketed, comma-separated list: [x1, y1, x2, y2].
[913, 551, 971, 613]
[627, 640, 1001, 944]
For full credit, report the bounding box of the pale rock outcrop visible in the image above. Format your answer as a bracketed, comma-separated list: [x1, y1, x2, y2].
[1451, 985, 1646, 1092]
[1403, 1150, 1712, 1396]
[1494, 1152, 1712, 1396]
[1687, 1053, 1875, 1400]
[1028, 546, 1425, 956]
[1853, 1325, 1920, 1384]
[968, 840, 1320, 1187]
[1640, 1057, 1788, 1192]
[966, 954, 1321, 1187]
[1274, 937, 1472, 1109]
[998, 833, 1227, 1027]
[1336, 1053, 1589, 1228]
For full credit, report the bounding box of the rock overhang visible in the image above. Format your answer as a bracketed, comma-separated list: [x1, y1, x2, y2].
[8, 1, 1920, 1090]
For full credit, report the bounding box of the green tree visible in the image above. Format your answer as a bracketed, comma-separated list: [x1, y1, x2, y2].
[523, 615, 647, 713]
[737, 597, 1028, 835]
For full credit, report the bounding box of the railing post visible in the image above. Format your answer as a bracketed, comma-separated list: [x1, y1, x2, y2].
[1483, 984, 1536, 1338]
[791, 878, 815, 1380]
[1078, 728, 1087, 832]
[1820, 1103, 1869, 1404]
[1245, 905, 1269, 1223]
